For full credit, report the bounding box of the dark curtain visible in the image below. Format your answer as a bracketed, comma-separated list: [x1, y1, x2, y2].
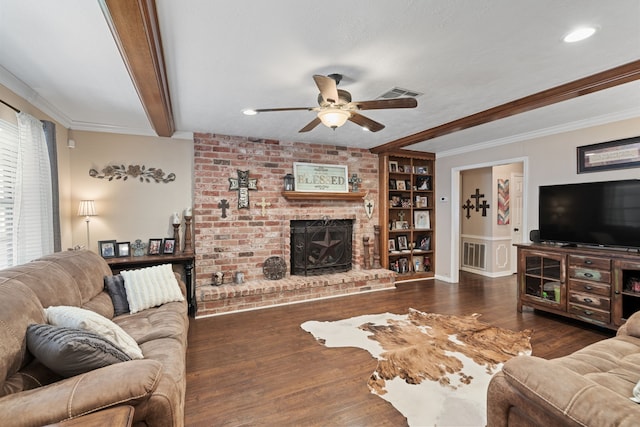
[42, 120, 61, 252]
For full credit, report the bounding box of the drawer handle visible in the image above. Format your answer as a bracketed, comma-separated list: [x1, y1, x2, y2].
[584, 298, 593, 303]
[585, 260, 593, 265]
[584, 286, 593, 290]
[584, 272, 594, 278]
[584, 310, 594, 316]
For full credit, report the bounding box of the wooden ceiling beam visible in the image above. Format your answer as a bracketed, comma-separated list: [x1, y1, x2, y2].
[370, 60, 640, 154]
[99, 0, 174, 137]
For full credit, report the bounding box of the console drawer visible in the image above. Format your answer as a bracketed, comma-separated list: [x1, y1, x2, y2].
[568, 266, 610, 283]
[568, 291, 610, 311]
[569, 304, 610, 324]
[568, 280, 611, 297]
[568, 255, 611, 270]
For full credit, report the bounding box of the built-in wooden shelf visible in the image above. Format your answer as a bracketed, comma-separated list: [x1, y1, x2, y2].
[282, 191, 367, 201]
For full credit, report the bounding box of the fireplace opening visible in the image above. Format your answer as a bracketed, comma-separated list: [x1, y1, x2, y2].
[290, 218, 353, 276]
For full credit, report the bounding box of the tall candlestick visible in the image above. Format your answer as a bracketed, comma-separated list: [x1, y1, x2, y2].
[183, 215, 194, 254]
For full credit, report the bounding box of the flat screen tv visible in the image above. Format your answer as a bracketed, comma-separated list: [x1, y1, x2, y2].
[539, 180, 640, 249]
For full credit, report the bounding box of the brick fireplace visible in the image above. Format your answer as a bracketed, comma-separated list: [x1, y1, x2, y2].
[192, 133, 392, 316]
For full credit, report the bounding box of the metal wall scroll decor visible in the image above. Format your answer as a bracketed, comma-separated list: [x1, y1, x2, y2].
[229, 170, 257, 209]
[89, 164, 176, 183]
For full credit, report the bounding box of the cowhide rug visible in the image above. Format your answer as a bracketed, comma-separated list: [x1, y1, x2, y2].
[301, 309, 532, 427]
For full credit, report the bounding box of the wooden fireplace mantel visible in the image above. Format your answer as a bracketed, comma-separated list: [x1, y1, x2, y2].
[281, 191, 367, 201]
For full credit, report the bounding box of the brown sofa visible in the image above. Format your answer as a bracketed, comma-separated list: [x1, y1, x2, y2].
[487, 312, 640, 426]
[0, 250, 188, 427]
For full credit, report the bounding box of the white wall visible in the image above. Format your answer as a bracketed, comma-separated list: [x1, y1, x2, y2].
[435, 116, 640, 282]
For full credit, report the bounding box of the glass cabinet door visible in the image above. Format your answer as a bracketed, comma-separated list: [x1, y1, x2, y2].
[521, 251, 565, 306]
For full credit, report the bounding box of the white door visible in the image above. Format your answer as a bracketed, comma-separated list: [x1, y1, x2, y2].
[510, 173, 524, 273]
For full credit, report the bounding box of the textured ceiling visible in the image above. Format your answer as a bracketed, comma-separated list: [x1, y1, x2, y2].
[0, 0, 639, 154]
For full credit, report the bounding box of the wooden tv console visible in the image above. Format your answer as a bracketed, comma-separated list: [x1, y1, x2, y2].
[516, 243, 640, 330]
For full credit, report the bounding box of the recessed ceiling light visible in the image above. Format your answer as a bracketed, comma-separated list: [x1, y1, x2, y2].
[563, 27, 596, 43]
[242, 109, 258, 116]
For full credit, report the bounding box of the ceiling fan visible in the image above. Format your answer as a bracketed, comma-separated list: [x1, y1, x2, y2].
[246, 74, 418, 133]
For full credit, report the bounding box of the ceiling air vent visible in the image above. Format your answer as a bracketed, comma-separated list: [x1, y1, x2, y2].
[377, 87, 423, 99]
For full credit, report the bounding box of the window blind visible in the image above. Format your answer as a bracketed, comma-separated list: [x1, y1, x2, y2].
[0, 118, 18, 268]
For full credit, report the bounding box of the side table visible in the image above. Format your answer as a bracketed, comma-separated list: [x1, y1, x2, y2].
[106, 253, 196, 317]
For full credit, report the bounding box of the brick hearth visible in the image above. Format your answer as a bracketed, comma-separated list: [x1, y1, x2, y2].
[196, 269, 395, 317]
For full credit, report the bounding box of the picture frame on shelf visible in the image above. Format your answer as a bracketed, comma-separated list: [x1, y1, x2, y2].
[162, 238, 176, 255]
[416, 166, 429, 175]
[405, 180, 411, 190]
[147, 238, 163, 255]
[395, 220, 409, 230]
[417, 235, 431, 251]
[396, 180, 406, 190]
[98, 240, 117, 258]
[389, 179, 397, 190]
[388, 239, 396, 252]
[416, 176, 431, 190]
[116, 242, 130, 257]
[389, 161, 398, 172]
[414, 210, 430, 229]
[397, 235, 409, 251]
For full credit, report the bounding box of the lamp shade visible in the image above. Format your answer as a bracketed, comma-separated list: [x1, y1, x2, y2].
[318, 109, 350, 129]
[77, 200, 97, 217]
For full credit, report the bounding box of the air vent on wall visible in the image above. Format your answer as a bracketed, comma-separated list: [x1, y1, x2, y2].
[377, 87, 423, 99]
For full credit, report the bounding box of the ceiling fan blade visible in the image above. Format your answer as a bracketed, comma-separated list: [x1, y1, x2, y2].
[353, 97, 418, 110]
[254, 107, 314, 113]
[313, 75, 340, 105]
[299, 117, 322, 133]
[348, 112, 385, 132]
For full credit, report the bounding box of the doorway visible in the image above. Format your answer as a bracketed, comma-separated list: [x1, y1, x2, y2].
[450, 157, 528, 283]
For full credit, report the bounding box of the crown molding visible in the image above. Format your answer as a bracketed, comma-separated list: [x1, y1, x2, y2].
[436, 107, 640, 159]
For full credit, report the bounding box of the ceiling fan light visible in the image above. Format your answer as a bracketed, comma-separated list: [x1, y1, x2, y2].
[318, 109, 350, 129]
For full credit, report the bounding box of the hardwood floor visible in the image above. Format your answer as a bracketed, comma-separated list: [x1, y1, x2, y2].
[185, 272, 614, 426]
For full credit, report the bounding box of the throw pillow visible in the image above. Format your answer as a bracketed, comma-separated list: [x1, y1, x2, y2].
[121, 263, 184, 314]
[26, 324, 131, 377]
[104, 274, 130, 316]
[45, 306, 143, 359]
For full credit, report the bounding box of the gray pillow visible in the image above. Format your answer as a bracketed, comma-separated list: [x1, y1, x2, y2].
[26, 324, 131, 377]
[104, 274, 130, 316]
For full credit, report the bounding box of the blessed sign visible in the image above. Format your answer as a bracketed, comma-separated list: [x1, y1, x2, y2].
[293, 162, 348, 192]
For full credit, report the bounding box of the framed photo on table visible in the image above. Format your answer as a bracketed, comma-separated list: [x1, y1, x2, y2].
[162, 238, 176, 255]
[148, 238, 163, 255]
[116, 242, 130, 257]
[98, 240, 117, 258]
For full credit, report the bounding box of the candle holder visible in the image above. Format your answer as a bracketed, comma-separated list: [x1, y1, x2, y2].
[183, 215, 194, 254]
[172, 223, 181, 254]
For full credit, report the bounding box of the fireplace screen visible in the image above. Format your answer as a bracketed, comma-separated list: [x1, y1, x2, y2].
[290, 219, 353, 276]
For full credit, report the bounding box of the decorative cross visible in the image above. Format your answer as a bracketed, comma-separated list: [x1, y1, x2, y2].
[364, 199, 374, 219]
[229, 170, 257, 209]
[398, 211, 406, 222]
[349, 173, 362, 192]
[255, 197, 271, 216]
[470, 189, 485, 212]
[218, 199, 230, 218]
[462, 199, 475, 219]
[478, 199, 491, 216]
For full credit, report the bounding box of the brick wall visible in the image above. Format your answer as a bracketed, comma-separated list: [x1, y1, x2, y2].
[192, 133, 380, 290]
